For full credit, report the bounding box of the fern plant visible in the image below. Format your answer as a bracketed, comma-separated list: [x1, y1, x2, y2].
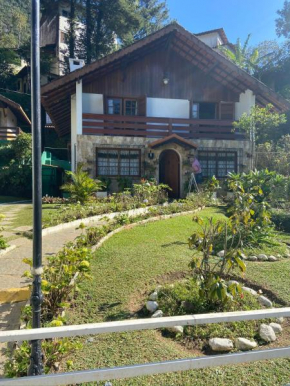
[61, 164, 103, 204]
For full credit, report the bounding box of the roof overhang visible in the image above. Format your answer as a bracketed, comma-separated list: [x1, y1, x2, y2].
[42, 23, 290, 137]
[0, 95, 31, 126]
[149, 134, 198, 149]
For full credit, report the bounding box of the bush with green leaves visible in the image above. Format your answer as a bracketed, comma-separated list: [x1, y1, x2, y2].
[0, 214, 8, 250]
[5, 239, 92, 378]
[188, 216, 245, 307]
[226, 170, 288, 247]
[132, 179, 169, 204]
[61, 163, 103, 204]
[0, 133, 32, 198]
[23, 243, 92, 323]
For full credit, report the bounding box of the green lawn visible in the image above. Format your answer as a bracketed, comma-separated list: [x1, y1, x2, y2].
[65, 207, 290, 386]
[0, 203, 61, 231]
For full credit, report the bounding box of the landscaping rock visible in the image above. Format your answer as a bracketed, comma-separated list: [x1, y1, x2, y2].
[217, 250, 225, 257]
[151, 310, 163, 318]
[259, 324, 276, 342]
[248, 256, 258, 262]
[268, 255, 277, 262]
[242, 287, 258, 296]
[172, 326, 184, 334]
[209, 338, 234, 352]
[258, 295, 273, 307]
[87, 337, 95, 343]
[146, 301, 158, 313]
[181, 300, 195, 313]
[235, 337, 257, 351]
[228, 280, 240, 286]
[276, 317, 284, 324]
[155, 285, 162, 293]
[270, 322, 283, 334]
[258, 254, 268, 261]
[149, 291, 158, 301]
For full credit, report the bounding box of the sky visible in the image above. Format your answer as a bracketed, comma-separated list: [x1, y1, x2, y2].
[166, 0, 286, 46]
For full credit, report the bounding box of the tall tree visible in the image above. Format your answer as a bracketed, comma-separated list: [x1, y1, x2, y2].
[68, 0, 77, 58]
[276, 0, 290, 39]
[220, 34, 259, 74]
[134, 0, 169, 40]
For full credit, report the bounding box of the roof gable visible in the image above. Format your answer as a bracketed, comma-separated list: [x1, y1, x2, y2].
[42, 23, 290, 136]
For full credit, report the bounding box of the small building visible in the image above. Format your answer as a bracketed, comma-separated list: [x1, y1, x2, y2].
[42, 23, 290, 198]
[0, 94, 31, 141]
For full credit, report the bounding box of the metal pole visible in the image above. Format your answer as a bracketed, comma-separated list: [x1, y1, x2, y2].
[28, 0, 43, 376]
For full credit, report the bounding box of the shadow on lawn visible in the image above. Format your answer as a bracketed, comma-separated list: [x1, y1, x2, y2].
[161, 241, 187, 248]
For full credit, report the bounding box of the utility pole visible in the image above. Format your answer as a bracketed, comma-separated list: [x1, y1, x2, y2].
[28, 0, 43, 376]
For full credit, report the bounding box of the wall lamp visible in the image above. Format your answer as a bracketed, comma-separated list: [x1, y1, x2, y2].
[163, 72, 169, 85]
[148, 150, 155, 160]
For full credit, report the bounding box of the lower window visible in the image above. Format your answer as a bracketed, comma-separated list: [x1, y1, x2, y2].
[97, 148, 140, 177]
[199, 151, 237, 178]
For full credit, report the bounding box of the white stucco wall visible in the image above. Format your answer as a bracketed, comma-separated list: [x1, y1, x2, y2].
[146, 97, 190, 118]
[0, 108, 17, 127]
[82, 93, 104, 114]
[71, 80, 83, 171]
[197, 32, 222, 48]
[235, 89, 256, 120]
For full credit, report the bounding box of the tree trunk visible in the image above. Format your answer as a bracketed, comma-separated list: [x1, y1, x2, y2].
[69, 0, 76, 58]
[86, 0, 92, 64]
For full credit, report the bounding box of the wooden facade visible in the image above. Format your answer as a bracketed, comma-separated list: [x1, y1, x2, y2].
[83, 48, 239, 103]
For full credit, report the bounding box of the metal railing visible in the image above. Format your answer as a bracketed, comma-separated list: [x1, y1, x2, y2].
[82, 113, 245, 140]
[0, 307, 290, 385]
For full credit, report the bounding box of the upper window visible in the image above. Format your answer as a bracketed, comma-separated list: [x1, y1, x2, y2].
[107, 98, 122, 115]
[192, 102, 216, 119]
[106, 97, 138, 116]
[97, 148, 140, 177]
[199, 151, 237, 178]
[124, 99, 138, 116]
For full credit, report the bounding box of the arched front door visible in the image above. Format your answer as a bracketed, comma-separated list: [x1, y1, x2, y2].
[159, 149, 180, 198]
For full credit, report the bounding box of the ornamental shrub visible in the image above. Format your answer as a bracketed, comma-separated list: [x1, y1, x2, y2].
[61, 163, 103, 204]
[189, 216, 245, 306]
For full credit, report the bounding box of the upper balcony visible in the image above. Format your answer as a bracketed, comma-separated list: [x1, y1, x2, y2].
[0, 127, 22, 141]
[82, 114, 246, 141]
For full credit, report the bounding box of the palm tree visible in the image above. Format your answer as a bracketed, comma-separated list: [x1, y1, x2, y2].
[220, 34, 259, 74]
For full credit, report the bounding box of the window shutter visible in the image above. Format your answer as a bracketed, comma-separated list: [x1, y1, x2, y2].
[138, 96, 147, 116]
[220, 102, 235, 120]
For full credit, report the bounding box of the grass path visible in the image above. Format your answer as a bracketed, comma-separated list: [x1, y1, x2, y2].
[65, 207, 290, 385]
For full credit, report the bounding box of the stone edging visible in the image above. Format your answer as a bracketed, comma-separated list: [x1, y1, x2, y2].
[0, 200, 31, 206]
[41, 206, 158, 237]
[0, 245, 16, 257]
[92, 206, 205, 252]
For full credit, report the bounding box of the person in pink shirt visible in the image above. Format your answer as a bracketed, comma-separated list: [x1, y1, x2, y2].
[192, 156, 202, 184]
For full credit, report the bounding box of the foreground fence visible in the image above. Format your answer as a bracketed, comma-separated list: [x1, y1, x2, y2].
[1, 308, 290, 385]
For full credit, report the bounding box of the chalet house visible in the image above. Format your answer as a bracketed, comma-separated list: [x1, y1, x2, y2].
[42, 23, 290, 198]
[0, 95, 31, 141]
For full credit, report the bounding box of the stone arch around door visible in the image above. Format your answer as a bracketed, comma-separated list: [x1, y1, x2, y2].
[159, 149, 180, 198]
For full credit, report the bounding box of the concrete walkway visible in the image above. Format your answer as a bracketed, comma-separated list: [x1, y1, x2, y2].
[0, 203, 106, 375]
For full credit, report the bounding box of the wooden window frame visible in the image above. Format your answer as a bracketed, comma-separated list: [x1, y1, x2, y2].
[191, 102, 218, 120]
[123, 98, 138, 116]
[106, 97, 123, 115]
[96, 147, 141, 177]
[105, 96, 139, 116]
[198, 150, 237, 178]
[219, 102, 235, 121]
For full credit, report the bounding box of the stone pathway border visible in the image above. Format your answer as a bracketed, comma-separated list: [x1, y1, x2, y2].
[0, 246, 16, 257]
[41, 205, 159, 236]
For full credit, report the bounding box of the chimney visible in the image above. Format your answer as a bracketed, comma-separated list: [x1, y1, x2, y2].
[69, 58, 85, 72]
